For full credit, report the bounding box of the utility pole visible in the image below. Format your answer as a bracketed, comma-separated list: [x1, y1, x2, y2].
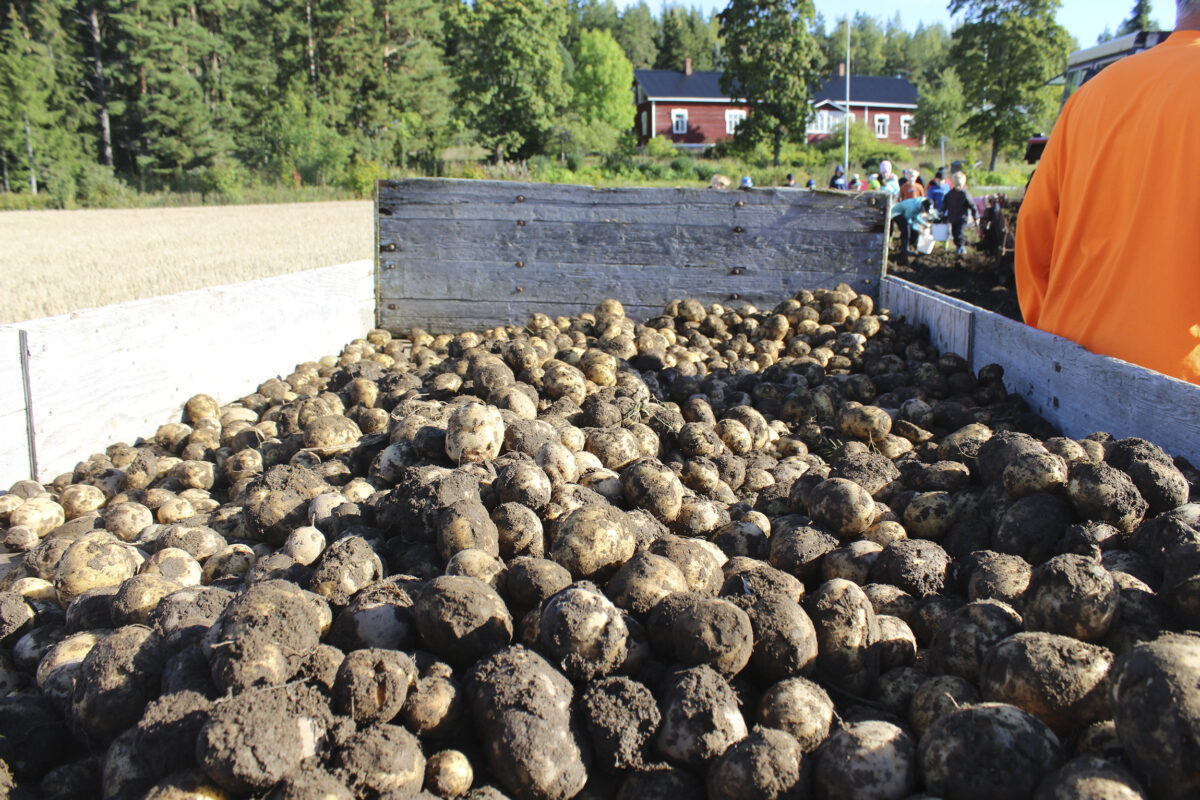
[843, 19, 850, 174]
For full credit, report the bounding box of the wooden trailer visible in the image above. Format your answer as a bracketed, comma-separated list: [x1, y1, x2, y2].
[1, 178, 1197, 487]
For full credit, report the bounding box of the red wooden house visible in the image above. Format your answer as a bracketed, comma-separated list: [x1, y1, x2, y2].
[806, 68, 923, 148]
[632, 60, 749, 148]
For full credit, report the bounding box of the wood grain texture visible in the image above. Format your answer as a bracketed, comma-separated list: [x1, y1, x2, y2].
[0, 327, 30, 487]
[376, 179, 889, 332]
[881, 276, 1200, 465]
[879, 276, 974, 359]
[17, 261, 375, 482]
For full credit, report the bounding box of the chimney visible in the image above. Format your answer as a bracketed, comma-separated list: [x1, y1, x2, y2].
[684, 57, 693, 76]
[837, 62, 846, 78]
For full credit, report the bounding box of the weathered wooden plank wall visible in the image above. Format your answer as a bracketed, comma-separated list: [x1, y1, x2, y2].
[881, 276, 1200, 465]
[0, 328, 30, 488]
[1, 261, 375, 486]
[376, 179, 890, 332]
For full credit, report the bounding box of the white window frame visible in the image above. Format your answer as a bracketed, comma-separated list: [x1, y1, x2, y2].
[874, 114, 889, 138]
[900, 115, 913, 139]
[671, 108, 688, 135]
[725, 109, 746, 135]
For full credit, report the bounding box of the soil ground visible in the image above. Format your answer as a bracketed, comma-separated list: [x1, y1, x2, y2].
[885, 228, 1023, 322]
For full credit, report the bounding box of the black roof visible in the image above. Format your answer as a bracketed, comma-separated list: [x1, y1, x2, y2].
[633, 69, 733, 100]
[811, 75, 918, 106]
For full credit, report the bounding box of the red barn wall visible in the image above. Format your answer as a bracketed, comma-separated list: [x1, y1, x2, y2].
[635, 100, 750, 146]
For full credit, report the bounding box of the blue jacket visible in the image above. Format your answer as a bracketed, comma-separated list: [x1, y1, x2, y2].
[926, 180, 947, 212]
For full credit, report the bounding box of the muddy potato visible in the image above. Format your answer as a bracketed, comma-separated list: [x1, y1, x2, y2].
[620, 459, 684, 523]
[465, 646, 589, 800]
[110, 574, 181, 626]
[36, 630, 104, 710]
[400, 669, 466, 740]
[920, 703, 1064, 800]
[443, 403, 504, 464]
[650, 535, 724, 596]
[54, 533, 141, 607]
[282, 525, 325, 566]
[655, 664, 747, 770]
[495, 461, 552, 511]
[708, 727, 809, 800]
[539, 582, 629, 681]
[104, 502, 154, 543]
[141, 548, 203, 588]
[652, 594, 753, 676]
[537, 442, 580, 486]
[586, 427, 643, 471]
[804, 478, 875, 538]
[876, 614, 918, 671]
[807, 578, 880, 696]
[756, 676, 833, 752]
[1023, 554, 1118, 642]
[333, 648, 417, 725]
[928, 600, 1023, 682]
[821, 540, 883, 585]
[909, 674, 980, 739]
[10, 495, 65, 538]
[605, 551, 688, 616]
[769, 524, 839, 582]
[447, 548, 505, 589]
[504, 557, 572, 615]
[551, 505, 636, 581]
[1110, 634, 1200, 799]
[1066, 461, 1148, 533]
[993, 492, 1077, 564]
[425, 749, 474, 798]
[966, 551, 1032, 605]
[1003, 451, 1068, 498]
[980, 632, 1113, 737]
[814, 720, 915, 800]
[902, 491, 957, 540]
[870, 539, 951, 599]
[69, 625, 166, 745]
[1033, 755, 1145, 800]
[837, 404, 893, 443]
[58, 484, 106, 520]
[415, 576, 513, 667]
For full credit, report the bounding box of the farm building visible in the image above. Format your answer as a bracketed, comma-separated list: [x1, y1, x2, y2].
[632, 60, 750, 148]
[806, 67, 923, 147]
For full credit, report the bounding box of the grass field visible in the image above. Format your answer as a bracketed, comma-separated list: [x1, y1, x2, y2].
[0, 201, 373, 324]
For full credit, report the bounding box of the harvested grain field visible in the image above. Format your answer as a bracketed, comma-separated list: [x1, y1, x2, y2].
[0, 200, 373, 324]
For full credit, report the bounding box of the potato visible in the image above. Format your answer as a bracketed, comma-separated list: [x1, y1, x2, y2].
[605, 551, 688, 616]
[965, 550, 1032, 605]
[465, 646, 589, 800]
[821, 540, 883, 585]
[980, 632, 1113, 737]
[551, 505, 636, 581]
[425, 750, 474, 798]
[307, 535, 383, 606]
[1022, 554, 1118, 642]
[928, 599, 1023, 682]
[580, 676, 662, 770]
[909, 674, 979, 738]
[807, 578, 880, 696]
[333, 648, 416, 725]
[400, 667, 466, 740]
[708, 727, 809, 800]
[1110, 634, 1200, 799]
[804, 478, 875, 538]
[920, 703, 1064, 800]
[756, 675, 833, 752]
[58, 484, 106, 520]
[69, 625, 166, 745]
[649, 593, 753, 676]
[620, 459, 684, 523]
[869, 539, 951, 598]
[649, 535, 724, 596]
[655, 664, 747, 770]
[1033, 754, 1145, 800]
[1066, 461, 1148, 533]
[415, 576, 513, 667]
[902, 491, 958, 539]
[993, 492, 1077, 564]
[504, 557, 571, 615]
[54, 533, 141, 607]
[10, 495, 65, 538]
[814, 720, 915, 800]
[539, 582, 629, 681]
[769, 524, 839, 582]
[438, 498, 501, 561]
[197, 683, 332, 793]
[876, 614, 918, 671]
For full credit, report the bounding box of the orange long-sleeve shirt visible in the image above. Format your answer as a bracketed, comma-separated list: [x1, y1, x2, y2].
[1015, 30, 1200, 384]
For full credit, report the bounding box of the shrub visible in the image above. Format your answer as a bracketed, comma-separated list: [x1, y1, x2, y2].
[669, 156, 694, 176]
[643, 136, 678, 159]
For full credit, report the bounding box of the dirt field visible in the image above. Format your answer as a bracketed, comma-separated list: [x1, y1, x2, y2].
[0, 201, 373, 324]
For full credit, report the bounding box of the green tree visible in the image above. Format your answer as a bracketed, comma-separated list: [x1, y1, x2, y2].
[911, 67, 975, 148]
[448, 0, 571, 162]
[719, 0, 821, 166]
[655, 6, 716, 70]
[882, 13, 910, 76]
[906, 23, 951, 85]
[948, 0, 1070, 170]
[1117, 0, 1153, 34]
[571, 27, 633, 145]
[614, 1, 657, 68]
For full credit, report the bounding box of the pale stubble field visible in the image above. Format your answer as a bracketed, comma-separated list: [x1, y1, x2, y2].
[0, 200, 373, 324]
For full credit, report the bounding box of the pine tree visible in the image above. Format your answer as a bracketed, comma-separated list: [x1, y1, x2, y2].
[615, 1, 657, 68]
[1116, 0, 1153, 34]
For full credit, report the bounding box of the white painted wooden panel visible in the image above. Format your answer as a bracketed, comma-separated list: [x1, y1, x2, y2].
[0, 327, 30, 488]
[21, 261, 375, 482]
[878, 277, 974, 360]
[972, 309, 1200, 465]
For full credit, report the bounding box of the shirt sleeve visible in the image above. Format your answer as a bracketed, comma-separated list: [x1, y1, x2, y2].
[1015, 107, 1069, 327]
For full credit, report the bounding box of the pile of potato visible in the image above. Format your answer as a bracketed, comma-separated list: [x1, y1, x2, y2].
[1, 286, 1199, 800]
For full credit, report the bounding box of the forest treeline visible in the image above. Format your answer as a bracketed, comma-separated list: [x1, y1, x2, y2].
[0, 0, 1094, 206]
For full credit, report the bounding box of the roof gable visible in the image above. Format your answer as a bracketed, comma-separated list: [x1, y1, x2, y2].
[811, 75, 918, 106]
[633, 69, 733, 100]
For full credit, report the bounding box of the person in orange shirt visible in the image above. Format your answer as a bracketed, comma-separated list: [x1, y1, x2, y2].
[1015, 1, 1200, 384]
[899, 169, 926, 200]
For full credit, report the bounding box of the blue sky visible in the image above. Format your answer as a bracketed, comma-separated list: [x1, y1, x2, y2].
[620, 0, 1172, 50]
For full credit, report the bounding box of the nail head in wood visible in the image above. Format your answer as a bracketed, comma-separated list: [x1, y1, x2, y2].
[516, 261, 525, 268]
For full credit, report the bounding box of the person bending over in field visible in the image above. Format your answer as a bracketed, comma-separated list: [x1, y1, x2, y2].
[1016, 0, 1200, 384]
[891, 198, 936, 266]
